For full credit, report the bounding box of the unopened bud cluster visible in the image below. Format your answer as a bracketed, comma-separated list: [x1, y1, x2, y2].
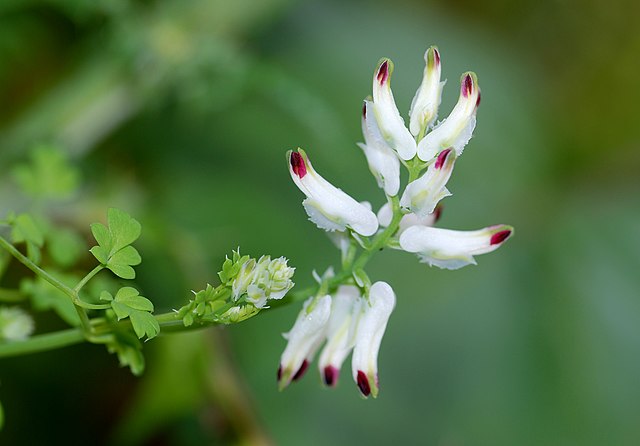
[178, 250, 294, 326]
[282, 46, 513, 398]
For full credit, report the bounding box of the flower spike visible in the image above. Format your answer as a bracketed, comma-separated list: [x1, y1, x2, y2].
[372, 59, 417, 160]
[399, 224, 513, 270]
[358, 100, 401, 196]
[278, 295, 332, 390]
[409, 46, 444, 138]
[288, 149, 379, 236]
[400, 148, 456, 217]
[417, 72, 480, 161]
[351, 281, 396, 398]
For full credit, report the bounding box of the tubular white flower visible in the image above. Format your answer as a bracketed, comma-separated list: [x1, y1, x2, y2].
[409, 46, 444, 138]
[358, 100, 401, 196]
[351, 281, 396, 398]
[417, 72, 480, 161]
[372, 59, 417, 160]
[318, 286, 361, 387]
[278, 295, 332, 390]
[399, 224, 513, 270]
[377, 202, 442, 235]
[400, 148, 456, 217]
[288, 149, 379, 236]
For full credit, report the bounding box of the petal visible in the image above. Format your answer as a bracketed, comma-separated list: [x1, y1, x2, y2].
[359, 100, 401, 196]
[318, 286, 361, 387]
[288, 149, 379, 236]
[417, 72, 480, 161]
[351, 281, 396, 398]
[409, 46, 444, 138]
[400, 148, 456, 217]
[278, 295, 332, 389]
[372, 59, 417, 160]
[399, 224, 513, 270]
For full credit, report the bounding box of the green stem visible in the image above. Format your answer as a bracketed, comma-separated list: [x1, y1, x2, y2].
[74, 265, 104, 293]
[0, 328, 84, 357]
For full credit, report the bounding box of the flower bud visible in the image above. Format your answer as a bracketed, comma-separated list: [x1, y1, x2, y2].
[417, 72, 480, 161]
[372, 59, 417, 160]
[400, 148, 456, 217]
[409, 46, 444, 138]
[0, 306, 34, 341]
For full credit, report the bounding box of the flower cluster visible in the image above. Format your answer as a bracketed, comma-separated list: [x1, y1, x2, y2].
[281, 46, 513, 398]
[232, 255, 295, 309]
[0, 306, 34, 341]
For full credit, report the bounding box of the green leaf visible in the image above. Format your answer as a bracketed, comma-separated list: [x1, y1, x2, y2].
[10, 213, 44, 247]
[47, 227, 85, 268]
[107, 208, 141, 252]
[90, 209, 142, 278]
[109, 287, 158, 340]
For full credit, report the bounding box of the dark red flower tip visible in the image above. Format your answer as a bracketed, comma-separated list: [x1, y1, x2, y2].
[490, 230, 512, 246]
[323, 365, 339, 387]
[356, 370, 371, 397]
[462, 74, 474, 98]
[476, 90, 481, 108]
[362, 101, 367, 118]
[290, 151, 307, 178]
[277, 365, 282, 381]
[433, 204, 443, 223]
[433, 48, 440, 66]
[434, 148, 452, 170]
[377, 60, 389, 85]
[292, 359, 309, 381]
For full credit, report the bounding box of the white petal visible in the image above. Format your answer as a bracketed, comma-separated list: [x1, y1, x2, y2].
[351, 281, 396, 398]
[417, 72, 480, 161]
[372, 59, 417, 160]
[359, 100, 401, 196]
[289, 150, 379, 236]
[399, 224, 513, 270]
[409, 46, 444, 137]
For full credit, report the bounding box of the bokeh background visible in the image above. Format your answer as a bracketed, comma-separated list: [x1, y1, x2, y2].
[1, 0, 639, 444]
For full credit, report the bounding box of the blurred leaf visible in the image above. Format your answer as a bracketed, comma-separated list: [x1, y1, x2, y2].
[20, 274, 80, 326]
[105, 330, 145, 376]
[47, 227, 85, 268]
[11, 146, 79, 200]
[8, 213, 44, 264]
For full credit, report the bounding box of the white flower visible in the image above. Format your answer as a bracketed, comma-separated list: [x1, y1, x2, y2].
[288, 149, 379, 236]
[371, 59, 417, 160]
[318, 285, 361, 386]
[417, 72, 481, 161]
[400, 148, 456, 217]
[358, 100, 401, 196]
[0, 306, 34, 341]
[351, 281, 395, 398]
[245, 255, 295, 308]
[409, 46, 444, 138]
[278, 295, 332, 390]
[399, 224, 513, 270]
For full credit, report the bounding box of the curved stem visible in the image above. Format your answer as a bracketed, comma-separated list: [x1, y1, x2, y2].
[0, 328, 84, 357]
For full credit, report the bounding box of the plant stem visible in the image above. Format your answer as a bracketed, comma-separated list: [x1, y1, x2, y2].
[74, 265, 104, 293]
[0, 328, 84, 357]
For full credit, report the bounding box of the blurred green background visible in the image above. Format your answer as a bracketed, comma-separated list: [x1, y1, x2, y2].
[1, 0, 639, 444]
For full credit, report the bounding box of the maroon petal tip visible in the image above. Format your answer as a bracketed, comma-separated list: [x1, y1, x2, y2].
[290, 151, 307, 178]
[433, 204, 443, 223]
[377, 60, 389, 85]
[362, 101, 367, 118]
[462, 74, 474, 98]
[434, 48, 440, 66]
[277, 365, 283, 381]
[476, 89, 481, 107]
[490, 230, 512, 246]
[292, 359, 309, 381]
[434, 148, 452, 170]
[324, 365, 339, 387]
[356, 370, 371, 397]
